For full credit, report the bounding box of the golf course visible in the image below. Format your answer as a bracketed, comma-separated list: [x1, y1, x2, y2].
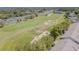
[0, 12, 70, 51]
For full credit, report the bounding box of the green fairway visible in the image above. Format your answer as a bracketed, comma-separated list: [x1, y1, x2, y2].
[0, 13, 65, 50]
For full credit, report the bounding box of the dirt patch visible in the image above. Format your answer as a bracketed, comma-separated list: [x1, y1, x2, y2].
[31, 20, 52, 44]
[31, 31, 50, 44]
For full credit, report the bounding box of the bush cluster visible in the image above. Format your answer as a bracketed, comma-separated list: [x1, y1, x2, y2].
[50, 19, 70, 41]
[24, 35, 54, 51]
[23, 19, 71, 51]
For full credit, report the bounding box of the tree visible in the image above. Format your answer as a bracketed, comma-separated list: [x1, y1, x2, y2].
[13, 11, 17, 14]
[74, 11, 78, 15]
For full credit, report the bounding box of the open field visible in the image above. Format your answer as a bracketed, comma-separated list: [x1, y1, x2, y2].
[0, 13, 68, 50]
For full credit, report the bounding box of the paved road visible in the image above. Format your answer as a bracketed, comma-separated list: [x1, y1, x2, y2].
[50, 23, 79, 51]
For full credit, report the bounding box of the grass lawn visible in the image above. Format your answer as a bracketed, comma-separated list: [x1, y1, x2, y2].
[0, 13, 64, 50]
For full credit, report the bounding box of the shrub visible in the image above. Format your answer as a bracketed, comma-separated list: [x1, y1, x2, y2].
[30, 14, 36, 19]
[50, 19, 70, 41]
[0, 24, 4, 28]
[24, 35, 54, 51]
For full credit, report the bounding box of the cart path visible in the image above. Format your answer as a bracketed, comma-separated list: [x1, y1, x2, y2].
[50, 23, 79, 51]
